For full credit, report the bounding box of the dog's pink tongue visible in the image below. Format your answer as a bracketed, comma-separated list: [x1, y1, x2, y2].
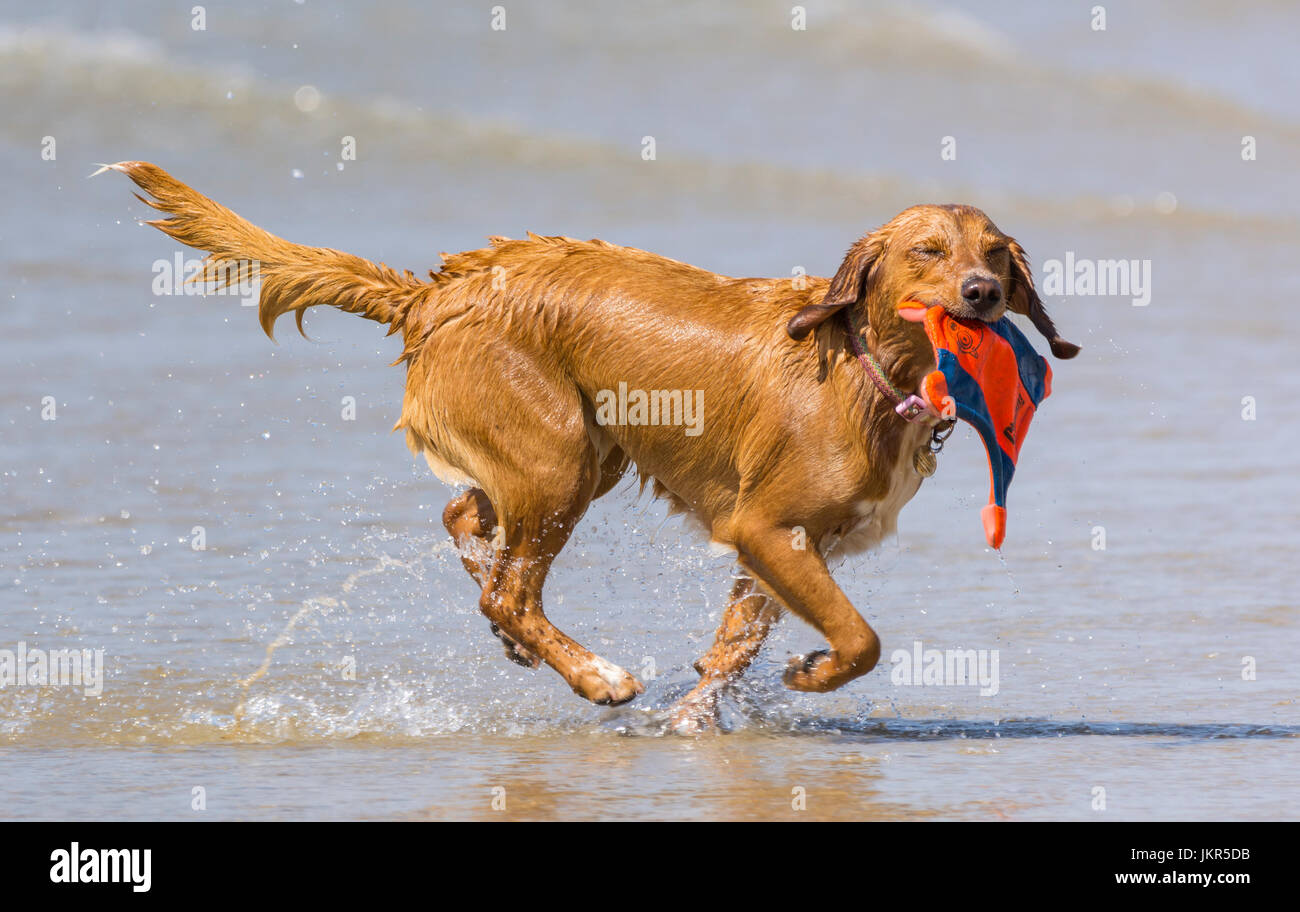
[897, 300, 928, 323]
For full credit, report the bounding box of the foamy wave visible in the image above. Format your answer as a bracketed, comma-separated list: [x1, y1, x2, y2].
[3, 21, 1294, 231]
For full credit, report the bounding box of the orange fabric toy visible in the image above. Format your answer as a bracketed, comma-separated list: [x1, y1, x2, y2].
[904, 303, 1053, 549]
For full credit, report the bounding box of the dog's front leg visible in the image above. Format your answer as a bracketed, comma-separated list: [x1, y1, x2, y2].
[730, 519, 881, 693]
[669, 576, 780, 733]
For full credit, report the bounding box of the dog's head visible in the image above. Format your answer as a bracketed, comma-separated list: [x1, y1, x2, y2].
[786, 204, 1080, 359]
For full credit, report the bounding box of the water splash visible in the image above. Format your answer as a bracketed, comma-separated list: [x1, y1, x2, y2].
[995, 549, 1020, 597]
[230, 553, 413, 729]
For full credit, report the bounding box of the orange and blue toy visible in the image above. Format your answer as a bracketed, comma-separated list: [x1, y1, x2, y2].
[903, 301, 1053, 549]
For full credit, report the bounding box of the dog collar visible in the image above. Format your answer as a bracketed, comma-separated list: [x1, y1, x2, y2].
[843, 309, 937, 424]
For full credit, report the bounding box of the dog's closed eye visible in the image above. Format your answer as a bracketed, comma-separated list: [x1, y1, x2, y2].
[910, 241, 947, 259]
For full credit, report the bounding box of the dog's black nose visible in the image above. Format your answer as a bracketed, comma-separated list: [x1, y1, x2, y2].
[961, 275, 1002, 311]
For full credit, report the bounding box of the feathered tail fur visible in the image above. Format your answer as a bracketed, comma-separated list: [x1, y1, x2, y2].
[97, 161, 427, 339]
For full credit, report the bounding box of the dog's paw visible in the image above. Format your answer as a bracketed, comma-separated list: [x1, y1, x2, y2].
[667, 688, 721, 735]
[782, 649, 835, 692]
[570, 657, 644, 706]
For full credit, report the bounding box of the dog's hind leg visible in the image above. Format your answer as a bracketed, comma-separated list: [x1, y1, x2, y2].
[669, 576, 780, 732]
[413, 321, 641, 703]
[479, 506, 644, 706]
[443, 487, 498, 583]
[442, 488, 539, 668]
[462, 428, 641, 703]
[441, 446, 628, 672]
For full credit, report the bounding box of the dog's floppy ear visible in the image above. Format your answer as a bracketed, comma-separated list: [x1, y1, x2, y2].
[787, 233, 884, 341]
[1007, 238, 1080, 359]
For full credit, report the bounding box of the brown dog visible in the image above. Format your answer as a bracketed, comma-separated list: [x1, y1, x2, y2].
[103, 162, 1077, 730]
